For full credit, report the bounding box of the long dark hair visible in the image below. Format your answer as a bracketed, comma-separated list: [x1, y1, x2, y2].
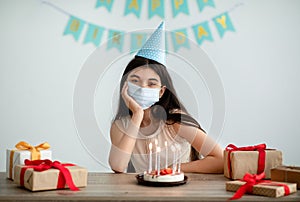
[114, 56, 204, 161]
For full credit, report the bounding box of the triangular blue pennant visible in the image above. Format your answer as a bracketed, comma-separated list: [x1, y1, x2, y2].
[171, 28, 190, 52]
[107, 29, 124, 52]
[148, 0, 164, 19]
[192, 21, 213, 45]
[84, 24, 105, 47]
[213, 12, 235, 38]
[63, 16, 85, 41]
[130, 33, 148, 54]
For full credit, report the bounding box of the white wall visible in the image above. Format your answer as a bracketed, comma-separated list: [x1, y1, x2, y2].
[1, 0, 300, 172]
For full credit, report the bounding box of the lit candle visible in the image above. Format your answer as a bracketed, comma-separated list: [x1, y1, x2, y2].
[148, 142, 152, 173]
[165, 141, 168, 169]
[157, 146, 161, 176]
[154, 139, 158, 171]
[170, 145, 176, 174]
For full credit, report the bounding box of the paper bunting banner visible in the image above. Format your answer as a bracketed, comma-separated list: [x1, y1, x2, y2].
[95, 0, 114, 12]
[61, 13, 236, 49]
[171, 0, 189, 17]
[124, 0, 143, 18]
[213, 12, 235, 38]
[84, 24, 105, 46]
[63, 16, 85, 41]
[196, 0, 215, 12]
[171, 28, 190, 52]
[192, 21, 214, 45]
[107, 29, 125, 52]
[148, 0, 164, 19]
[130, 33, 148, 53]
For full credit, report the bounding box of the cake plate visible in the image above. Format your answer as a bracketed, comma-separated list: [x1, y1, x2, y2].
[135, 174, 188, 187]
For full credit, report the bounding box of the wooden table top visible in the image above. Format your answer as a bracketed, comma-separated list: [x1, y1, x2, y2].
[0, 172, 299, 201]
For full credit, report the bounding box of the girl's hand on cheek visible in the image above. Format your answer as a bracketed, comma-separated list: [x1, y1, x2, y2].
[122, 82, 144, 116]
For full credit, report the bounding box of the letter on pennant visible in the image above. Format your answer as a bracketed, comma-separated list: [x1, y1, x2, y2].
[152, 0, 160, 10]
[217, 15, 227, 29]
[198, 26, 208, 37]
[175, 0, 183, 9]
[129, 0, 138, 10]
[175, 32, 186, 44]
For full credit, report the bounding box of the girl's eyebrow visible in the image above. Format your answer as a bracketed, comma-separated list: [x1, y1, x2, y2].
[149, 78, 159, 82]
[129, 74, 140, 79]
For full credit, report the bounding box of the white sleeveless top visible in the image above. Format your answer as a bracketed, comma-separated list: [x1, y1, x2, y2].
[116, 116, 191, 173]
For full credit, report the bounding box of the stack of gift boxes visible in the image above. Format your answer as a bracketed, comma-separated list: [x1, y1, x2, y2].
[6, 141, 88, 191]
[224, 143, 299, 200]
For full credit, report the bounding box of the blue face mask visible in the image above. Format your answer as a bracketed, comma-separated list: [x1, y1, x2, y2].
[127, 81, 161, 110]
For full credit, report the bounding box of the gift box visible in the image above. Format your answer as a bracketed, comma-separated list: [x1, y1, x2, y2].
[271, 166, 300, 189]
[14, 159, 88, 191]
[226, 178, 297, 198]
[6, 141, 52, 180]
[224, 143, 282, 179]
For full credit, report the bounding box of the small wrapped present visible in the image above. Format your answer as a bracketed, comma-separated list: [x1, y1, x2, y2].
[226, 172, 297, 200]
[224, 143, 282, 179]
[6, 141, 52, 180]
[271, 166, 300, 189]
[14, 159, 88, 191]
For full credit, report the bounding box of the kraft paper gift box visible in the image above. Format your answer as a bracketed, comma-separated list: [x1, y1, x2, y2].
[14, 160, 88, 191]
[271, 166, 300, 189]
[6, 141, 52, 180]
[224, 144, 282, 180]
[226, 180, 297, 198]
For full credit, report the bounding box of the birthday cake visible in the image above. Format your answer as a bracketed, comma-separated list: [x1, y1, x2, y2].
[139, 140, 185, 184]
[143, 168, 185, 183]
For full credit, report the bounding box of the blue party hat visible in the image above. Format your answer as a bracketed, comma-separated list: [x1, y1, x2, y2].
[136, 21, 166, 66]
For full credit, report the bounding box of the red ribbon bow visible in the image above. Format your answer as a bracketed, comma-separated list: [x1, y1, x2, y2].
[225, 143, 266, 179]
[230, 172, 291, 200]
[20, 159, 79, 191]
[230, 172, 265, 200]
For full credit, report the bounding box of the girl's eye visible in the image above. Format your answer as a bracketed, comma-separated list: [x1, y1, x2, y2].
[149, 83, 158, 87]
[131, 79, 139, 83]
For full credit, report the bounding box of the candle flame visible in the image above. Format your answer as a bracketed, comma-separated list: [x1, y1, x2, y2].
[157, 146, 161, 152]
[165, 141, 167, 147]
